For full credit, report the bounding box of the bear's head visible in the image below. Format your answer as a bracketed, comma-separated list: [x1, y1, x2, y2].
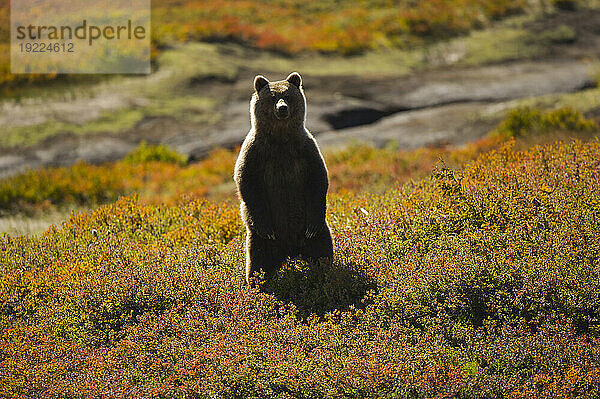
[251, 72, 306, 134]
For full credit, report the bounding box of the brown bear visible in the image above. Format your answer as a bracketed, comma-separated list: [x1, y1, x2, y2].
[234, 72, 333, 285]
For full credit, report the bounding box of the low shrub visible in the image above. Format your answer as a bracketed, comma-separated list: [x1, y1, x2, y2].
[539, 24, 577, 44]
[0, 145, 233, 215]
[495, 106, 597, 138]
[123, 141, 188, 166]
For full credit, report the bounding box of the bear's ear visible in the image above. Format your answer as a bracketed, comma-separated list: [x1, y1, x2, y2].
[254, 75, 269, 93]
[286, 72, 302, 88]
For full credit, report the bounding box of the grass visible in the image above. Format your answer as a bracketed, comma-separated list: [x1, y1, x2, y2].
[123, 141, 188, 166]
[0, 109, 145, 149]
[0, 94, 216, 149]
[510, 87, 600, 114]
[1, 125, 600, 396]
[457, 26, 541, 66]
[4, 0, 595, 93]
[460, 85, 600, 136]
[0, 208, 78, 236]
[0, 147, 236, 218]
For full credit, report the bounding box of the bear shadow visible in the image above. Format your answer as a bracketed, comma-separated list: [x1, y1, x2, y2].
[261, 257, 377, 319]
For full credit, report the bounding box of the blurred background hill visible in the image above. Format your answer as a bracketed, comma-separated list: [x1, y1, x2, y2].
[0, 0, 598, 176]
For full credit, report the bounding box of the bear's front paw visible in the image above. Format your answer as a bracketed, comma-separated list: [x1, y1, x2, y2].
[305, 222, 323, 238]
[264, 230, 276, 240]
[253, 222, 276, 240]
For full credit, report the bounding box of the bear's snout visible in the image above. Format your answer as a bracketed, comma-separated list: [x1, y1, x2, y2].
[275, 99, 290, 119]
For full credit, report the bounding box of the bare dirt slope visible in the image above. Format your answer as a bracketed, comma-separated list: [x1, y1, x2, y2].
[164, 59, 598, 157]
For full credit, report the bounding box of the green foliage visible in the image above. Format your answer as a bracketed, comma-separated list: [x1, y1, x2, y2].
[539, 24, 577, 44]
[496, 107, 543, 137]
[1, 139, 600, 397]
[495, 106, 598, 138]
[123, 141, 188, 166]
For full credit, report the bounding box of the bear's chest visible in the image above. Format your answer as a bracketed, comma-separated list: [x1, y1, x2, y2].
[260, 148, 308, 238]
[261, 148, 308, 188]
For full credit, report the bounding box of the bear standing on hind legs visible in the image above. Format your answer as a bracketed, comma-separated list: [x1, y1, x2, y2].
[234, 72, 333, 286]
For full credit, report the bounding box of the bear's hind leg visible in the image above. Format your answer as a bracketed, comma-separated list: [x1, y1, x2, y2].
[246, 231, 285, 286]
[301, 223, 333, 265]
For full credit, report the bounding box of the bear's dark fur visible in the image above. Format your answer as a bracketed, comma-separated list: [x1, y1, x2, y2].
[234, 72, 333, 285]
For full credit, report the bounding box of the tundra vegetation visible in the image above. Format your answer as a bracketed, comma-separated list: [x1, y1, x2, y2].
[1, 0, 600, 397]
